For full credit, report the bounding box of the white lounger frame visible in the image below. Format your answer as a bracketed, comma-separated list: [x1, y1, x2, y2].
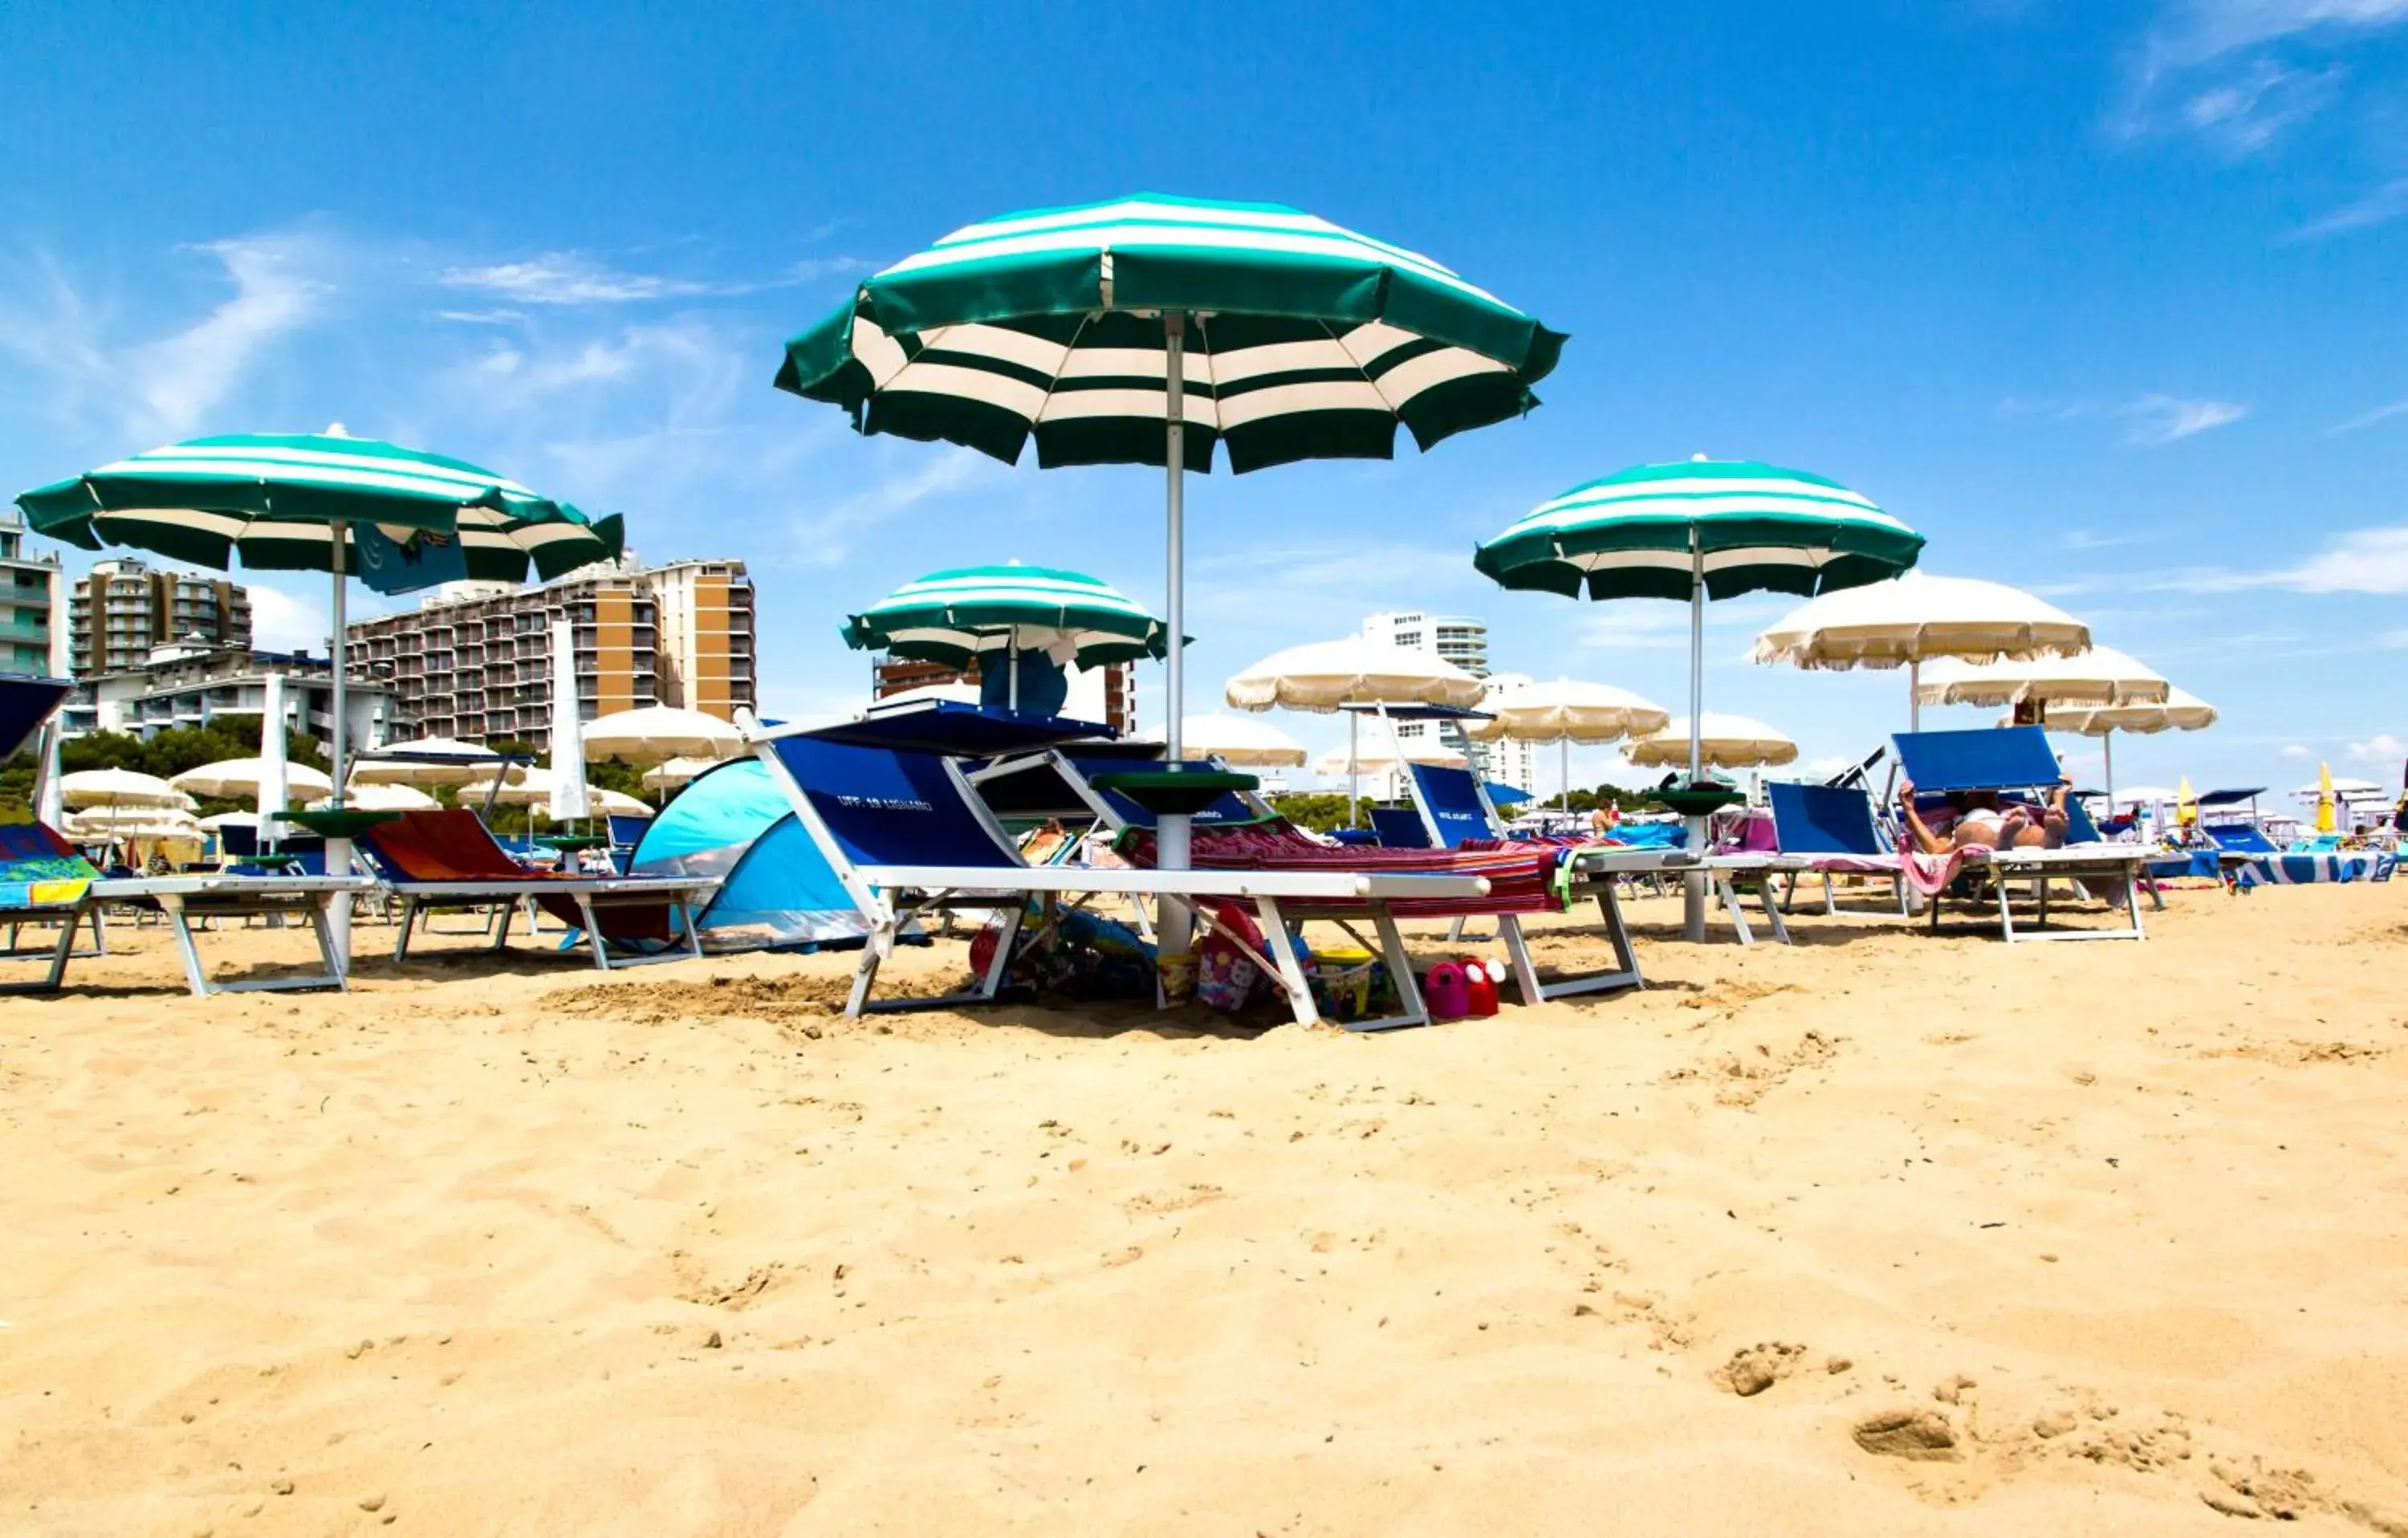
[20, 877, 376, 997]
[385, 878, 715, 970]
[1933, 848, 2150, 942]
[755, 743, 1493, 1031]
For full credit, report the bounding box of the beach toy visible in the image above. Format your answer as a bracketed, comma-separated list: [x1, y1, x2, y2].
[1194, 899, 1270, 1012]
[1423, 962, 1470, 1021]
[1157, 949, 1198, 1005]
[1458, 956, 1502, 1016]
[1309, 946, 1377, 1021]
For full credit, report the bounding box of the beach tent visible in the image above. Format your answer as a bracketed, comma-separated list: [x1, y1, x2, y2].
[625, 759, 871, 951]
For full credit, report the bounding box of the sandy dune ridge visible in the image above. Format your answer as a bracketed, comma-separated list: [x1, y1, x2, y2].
[5, 884, 2406, 1534]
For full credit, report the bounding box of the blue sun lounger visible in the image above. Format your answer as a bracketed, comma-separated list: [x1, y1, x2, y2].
[755, 732, 1492, 1031]
[1763, 781, 1916, 917]
[1890, 727, 2151, 942]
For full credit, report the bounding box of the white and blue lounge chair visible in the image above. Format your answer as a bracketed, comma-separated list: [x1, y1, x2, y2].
[1890, 726, 2151, 942]
[755, 733, 1492, 1031]
[1401, 759, 1797, 948]
[1763, 781, 1916, 918]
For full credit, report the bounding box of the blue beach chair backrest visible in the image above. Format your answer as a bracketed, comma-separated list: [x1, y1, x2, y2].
[607, 814, 651, 848]
[768, 736, 1017, 872]
[2205, 824, 2280, 854]
[1403, 763, 1495, 849]
[1369, 807, 1433, 848]
[1890, 726, 2064, 793]
[1767, 783, 1888, 856]
[2062, 796, 2106, 844]
[1060, 754, 1259, 830]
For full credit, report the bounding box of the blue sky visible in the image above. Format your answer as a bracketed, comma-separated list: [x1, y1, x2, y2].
[5, 0, 2407, 800]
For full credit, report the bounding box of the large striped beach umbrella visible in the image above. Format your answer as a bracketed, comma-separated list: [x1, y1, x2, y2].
[778, 192, 1564, 919]
[844, 563, 1169, 677]
[16, 429, 620, 803]
[1476, 457, 1921, 940]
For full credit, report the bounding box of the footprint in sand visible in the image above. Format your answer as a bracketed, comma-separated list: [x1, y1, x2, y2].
[1711, 1341, 1810, 1398]
[1853, 1407, 1960, 1462]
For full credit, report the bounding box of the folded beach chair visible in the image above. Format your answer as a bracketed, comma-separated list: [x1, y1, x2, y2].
[1889, 727, 2152, 942]
[754, 734, 1491, 1031]
[356, 809, 716, 970]
[1030, 751, 1676, 998]
[3, 821, 367, 995]
[1402, 760, 1796, 948]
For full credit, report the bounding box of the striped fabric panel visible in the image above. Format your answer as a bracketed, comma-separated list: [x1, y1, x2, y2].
[843, 564, 1169, 667]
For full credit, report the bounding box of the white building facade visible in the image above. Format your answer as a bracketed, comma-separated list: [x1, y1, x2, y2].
[1357, 609, 1535, 794]
[63, 641, 401, 751]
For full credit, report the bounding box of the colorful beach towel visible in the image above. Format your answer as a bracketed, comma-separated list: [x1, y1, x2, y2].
[0, 822, 100, 909]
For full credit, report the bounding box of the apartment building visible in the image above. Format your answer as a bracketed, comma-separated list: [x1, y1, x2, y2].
[62, 641, 400, 749]
[67, 557, 251, 677]
[0, 509, 62, 676]
[1359, 608, 1534, 792]
[347, 558, 756, 754]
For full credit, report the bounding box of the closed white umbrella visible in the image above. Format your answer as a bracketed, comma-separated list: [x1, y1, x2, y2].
[1627, 714, 1799, 770]
[1177, 713, 1308, 768]
[59, 768, 193, 811]
[306, 782, 437, 812]
[1754, 572, 2093, 730]
[172, 758, 334, 801]
[580, 706, 746, 769]
[1917, 645, 2170, 710]
[351, 737, 527, 787]
[547, 617, 592, 823]
[1465, 677, 1670, 810]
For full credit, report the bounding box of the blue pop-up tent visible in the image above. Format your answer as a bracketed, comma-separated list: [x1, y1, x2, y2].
[628, 759, 871, 951]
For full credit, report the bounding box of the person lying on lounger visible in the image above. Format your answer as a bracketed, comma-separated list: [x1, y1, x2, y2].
[1897, 779, 2070, 855]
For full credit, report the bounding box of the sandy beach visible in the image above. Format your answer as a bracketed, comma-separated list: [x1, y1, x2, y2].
[6, 884, 2407, 1536]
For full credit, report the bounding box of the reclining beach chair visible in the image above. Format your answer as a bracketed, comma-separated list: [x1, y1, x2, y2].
[755, 733, 1491, 1031]
[1401, 760, 1796, 947]
[2201, 823, 2393, 886]
[1764, 781, 1916, 918]
[356, 810, 716, 970]
[2, 821, 368, 995]
[1890, 727, 2152, 942]
[1014, 751, 1675, 998]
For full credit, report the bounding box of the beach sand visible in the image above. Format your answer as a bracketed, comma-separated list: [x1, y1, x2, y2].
[6, 882, 2407, 1535]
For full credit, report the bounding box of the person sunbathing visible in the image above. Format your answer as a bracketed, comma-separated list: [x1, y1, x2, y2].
[1898, 779, 2069, 856]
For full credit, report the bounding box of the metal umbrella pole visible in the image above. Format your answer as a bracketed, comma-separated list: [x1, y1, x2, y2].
[324, 521, 353, 968]
[1683, 528, 1708, 942]
[1157, 311, 1191, 966]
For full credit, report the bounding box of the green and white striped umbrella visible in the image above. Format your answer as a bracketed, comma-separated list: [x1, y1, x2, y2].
[14, 430, 621, 581]
[843, 563, 1169, 669]
[775, 191, 1564, 918]
[777, 193, 1564, 474]
[1473, 457, 1922, 601]
[1477, 457, 1921, 942]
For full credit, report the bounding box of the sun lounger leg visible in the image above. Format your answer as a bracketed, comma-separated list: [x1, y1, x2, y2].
[844, 941, 882, 1018]
[393, 897, 417, 962]
[1997, 877, 2019, 942]
[92, 908, 106, 955]
[1717, 877, 1756, 946]
[159, 895, 212, 996]
[2125, 870, 2147, 938]
[1499, 913, 1546, 1006]
[1759, 882, 1792, 945]
[307, 897, 348, 992]
[1348, 907, 1430, 1032]
[1251, 897, 1320, 1028]
[1824, 873, 1838, 917]
[44, 907, 79, 990]
[490, 901, 514, 950]
[976, 905, 1021, 1002]
[576, 896, 611, 969]
[681, 901, 706, 962]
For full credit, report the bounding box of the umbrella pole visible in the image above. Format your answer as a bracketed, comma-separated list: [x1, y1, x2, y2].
[1909, 659, 1921, 733]
[1560, 736, 1569, 815]
[1348, 711, 1360, 828]
[2104, 731, 2115, 808]
[1157, 311, 1192, 979]
[1007, 633, 1019, 714]
[1683, 530, 1707, 942]
[325, 521, 353, 970]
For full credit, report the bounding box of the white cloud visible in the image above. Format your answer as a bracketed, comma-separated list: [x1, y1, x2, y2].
[2166, 523, 2408, 592]
[0, 227, 336, 442]
[2281, 743, 2313, 758]
[1578, 607, 1690, 650]
[246, 584, 328, 654]
[2120, 393, 2248, 445]
[2063, 528, 2146, 550]
[2288, 176, 2408, 239]
[2326, 397, 2408, 435]
[437, 251, 866, 307]
[2345, 730, 2408, 763]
